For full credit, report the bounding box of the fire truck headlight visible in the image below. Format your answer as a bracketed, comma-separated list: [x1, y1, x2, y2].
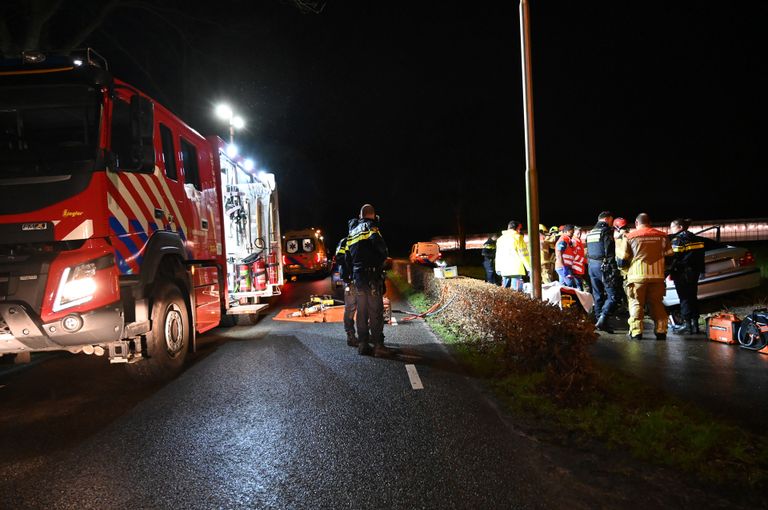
[53, 263, 98, 312]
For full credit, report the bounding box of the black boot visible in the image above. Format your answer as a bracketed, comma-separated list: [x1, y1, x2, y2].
[672, 320, 691, 334]
[690, 318, 700, 335]
[346, 331, 359, 347]
[595, 315, 614, 334]
[373, 343, 395, 358]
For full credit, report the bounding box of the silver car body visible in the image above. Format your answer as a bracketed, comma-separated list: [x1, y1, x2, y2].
[663, 243, 761, 307]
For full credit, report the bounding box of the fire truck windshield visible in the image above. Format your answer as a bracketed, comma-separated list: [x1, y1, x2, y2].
[0, 84, 100, 179]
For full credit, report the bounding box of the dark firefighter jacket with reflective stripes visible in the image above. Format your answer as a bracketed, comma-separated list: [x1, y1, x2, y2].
[481, 238, 496, 260]
[669, 230, 705, 277]
[335, 236, 351, 282]
[586, 221, 616, 263]
[347, 217, 388, 280]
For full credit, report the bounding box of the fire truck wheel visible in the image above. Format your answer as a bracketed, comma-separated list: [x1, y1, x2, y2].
[127, 282, 190, 381]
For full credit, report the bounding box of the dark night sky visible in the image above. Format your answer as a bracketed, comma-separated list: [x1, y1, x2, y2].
[83, 1, 767, 253]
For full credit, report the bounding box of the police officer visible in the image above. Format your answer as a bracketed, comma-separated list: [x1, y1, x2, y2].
[481, 234, 498, 284]
[347, 203, 390, 357]
[668, 218, 705, 334]
[335, 218, 359, 347]
[586, 211, 620, 333]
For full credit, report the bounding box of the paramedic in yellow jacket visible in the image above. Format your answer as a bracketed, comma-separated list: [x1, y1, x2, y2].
[617, 213, 673, 340]
[495, 220, 531, 291]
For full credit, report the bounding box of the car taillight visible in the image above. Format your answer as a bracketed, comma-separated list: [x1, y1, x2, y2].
[739, 251, 755, 266]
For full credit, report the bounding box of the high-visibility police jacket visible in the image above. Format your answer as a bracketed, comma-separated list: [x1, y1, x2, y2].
[334, 234, 353, 283]
[669, 230, 705, 278]
[571, 238, 586, 276]
[619, 226, 672, 283]
[347, 217, 388, 281]
[495, 229, 531, 277]
[555, 235, 575, 269]
[586, 221, 616, 264]
[481, 238, 496, 261]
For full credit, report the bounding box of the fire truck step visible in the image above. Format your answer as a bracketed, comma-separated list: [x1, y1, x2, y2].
[227, 304, 269, 315]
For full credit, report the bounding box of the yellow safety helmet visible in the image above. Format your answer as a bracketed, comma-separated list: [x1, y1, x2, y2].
[548, 226, 559, 234]
[539, 224, 548, 233]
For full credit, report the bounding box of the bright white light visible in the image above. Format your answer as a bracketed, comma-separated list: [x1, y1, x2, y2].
[62, 277, 97, 303]
[232, 116, 245, 129]
[73, 59, 83, 67]
[226, 144, 238, 158]
[244, 159, 255, 171]
[216, 104, 233, 120]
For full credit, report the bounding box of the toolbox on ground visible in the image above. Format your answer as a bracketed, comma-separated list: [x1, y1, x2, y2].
[706, 313, 741, 344]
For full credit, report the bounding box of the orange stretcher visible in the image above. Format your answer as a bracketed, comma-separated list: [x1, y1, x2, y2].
[272, 305, 345, 323]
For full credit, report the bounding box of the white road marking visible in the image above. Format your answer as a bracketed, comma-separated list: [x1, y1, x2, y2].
[405, 364, 423, 390]
[391, 317, 398, 325]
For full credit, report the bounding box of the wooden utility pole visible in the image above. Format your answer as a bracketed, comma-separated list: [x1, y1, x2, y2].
[519, 0, 542, 299]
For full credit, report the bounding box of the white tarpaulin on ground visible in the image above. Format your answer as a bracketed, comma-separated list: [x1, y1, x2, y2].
[537, 281, 594, 313]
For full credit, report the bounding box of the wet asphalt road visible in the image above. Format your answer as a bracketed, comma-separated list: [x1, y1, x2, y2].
[592, 320, 768, 431]
[0, 278, 578, 510]
[0, 278, 761, 509]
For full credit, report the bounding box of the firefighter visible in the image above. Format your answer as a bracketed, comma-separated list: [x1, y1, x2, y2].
[617, 213, 672, 340]
[586, 211, 620, 332]
[495, 220, 530, 291]
[335, 220, 359, 347]
[613, 217, 630, 316]
[539, 225, 556, 284]
[347, 203, 390, 357]
[668, 218, 705, 334]
[481, 233, 499, 284]
[555, 224, 577, 288]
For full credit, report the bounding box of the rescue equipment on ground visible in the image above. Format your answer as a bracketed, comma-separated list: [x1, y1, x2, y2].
[706, 313, 741, 344]
[433, 265, 458, 279]
[737, 309, 768, 353]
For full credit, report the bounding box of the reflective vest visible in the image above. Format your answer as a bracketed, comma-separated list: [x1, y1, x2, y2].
[571, 239, 585, 276]
[555, 235, 575, 269]
[562, 235, 575, 266]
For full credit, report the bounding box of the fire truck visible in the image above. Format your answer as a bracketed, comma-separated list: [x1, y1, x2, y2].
[0, 50, 282, 379]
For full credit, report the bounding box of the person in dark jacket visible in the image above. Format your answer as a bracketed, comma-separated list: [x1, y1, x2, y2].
[481, 234, 498, 284]
[347, 204, 390, 357]
[668, 218, 706, 334]
[335, 220, 359, 346]
[586, 211, 620, 333]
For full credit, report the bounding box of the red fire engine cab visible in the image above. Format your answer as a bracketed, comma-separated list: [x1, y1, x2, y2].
[0, 50, 282, 379]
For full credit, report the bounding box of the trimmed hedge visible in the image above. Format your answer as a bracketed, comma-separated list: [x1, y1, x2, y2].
[392, 261, 596, 397]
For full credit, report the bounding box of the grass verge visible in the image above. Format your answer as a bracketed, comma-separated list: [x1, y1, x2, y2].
[387, 270, 768, 490]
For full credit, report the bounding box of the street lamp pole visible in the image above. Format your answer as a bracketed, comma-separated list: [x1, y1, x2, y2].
[519, 0, 542, 300]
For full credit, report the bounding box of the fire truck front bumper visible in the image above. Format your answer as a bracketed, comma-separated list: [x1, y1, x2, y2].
[0, 302, 123, 354]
